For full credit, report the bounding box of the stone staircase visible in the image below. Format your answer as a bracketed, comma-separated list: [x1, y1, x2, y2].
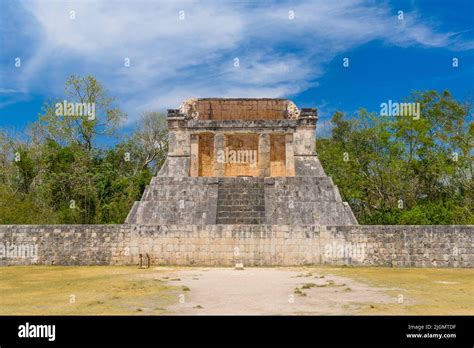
[216, 177, 266, 224]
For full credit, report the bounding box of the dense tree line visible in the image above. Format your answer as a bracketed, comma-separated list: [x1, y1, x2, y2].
[0, 76, 167, 224]
[0, 76, 472, 225]
[317, 90, 473, 224]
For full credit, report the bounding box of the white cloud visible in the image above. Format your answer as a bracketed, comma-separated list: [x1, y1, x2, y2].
[1, 0, 471, 124]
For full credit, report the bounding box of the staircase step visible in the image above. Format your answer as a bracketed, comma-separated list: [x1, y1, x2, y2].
[216, 177, 266, 224]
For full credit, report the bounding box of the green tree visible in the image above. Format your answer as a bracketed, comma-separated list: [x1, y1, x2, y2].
[0, 75, 166, 224]
[318, 90, 473, 224]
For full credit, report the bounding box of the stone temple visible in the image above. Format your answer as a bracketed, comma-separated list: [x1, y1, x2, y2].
[1, 99, 471, 267]
[125, 98, 358, 226]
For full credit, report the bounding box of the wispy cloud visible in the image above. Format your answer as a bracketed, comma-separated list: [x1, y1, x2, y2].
[1, 0, 472, 124]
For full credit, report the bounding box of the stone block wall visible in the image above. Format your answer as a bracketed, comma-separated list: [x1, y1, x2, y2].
[224, 134, 260, 177]
[129, 225, 473, 267]
[125, 177, 219, 225]
[323, 225, 473, 267]
[1, 224, 472, 267]
[294, 156, 326, 176]
[156, 157, 190, 177]
[198, 133, 214, 177]
[0, 225, 130, 266]
[126, 176, 355, 226]
[264, 177, 358, 225]
[270, 134, 286, 176]
[194, 99, 290, 120]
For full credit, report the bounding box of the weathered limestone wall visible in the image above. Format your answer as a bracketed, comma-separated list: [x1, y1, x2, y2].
[163, 116, 322, 178]
[224, 134, 260, 177]
[193, 99, 290, 120]
[1, 225, 472, 267]
[270, 134, 286, 176]
[0, 225, 130, 266]
[126, 176, 355, 225]
[264, 177, 358, 225]
[157, 120, 190, 177]
[198, 133, 214, 177]
[129, 225, 473, 267]
[126, 177, 219, 225]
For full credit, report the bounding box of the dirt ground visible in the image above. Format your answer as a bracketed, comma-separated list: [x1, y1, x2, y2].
[162, 267, 398, 315]
[1, 266, 472, 315]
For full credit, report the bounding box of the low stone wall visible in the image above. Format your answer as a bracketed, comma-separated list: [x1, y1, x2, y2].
[0, 225, 472, 267]
[0, 225, 130, 266]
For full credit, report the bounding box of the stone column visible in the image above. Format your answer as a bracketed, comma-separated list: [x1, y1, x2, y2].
[214, 133, 225, 176]
[285, 134, 295, 176]
[190, 134, 199, 177]
[259, 133, 270, 177]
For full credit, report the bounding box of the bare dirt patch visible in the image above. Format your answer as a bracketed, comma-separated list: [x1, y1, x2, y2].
[164, 267, 399, 315]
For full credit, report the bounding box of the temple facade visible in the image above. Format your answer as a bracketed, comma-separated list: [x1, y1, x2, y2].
[125, 98, 357, 225]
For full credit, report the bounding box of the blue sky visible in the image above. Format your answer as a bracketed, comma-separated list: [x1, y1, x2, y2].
[0, 0, 473, 141]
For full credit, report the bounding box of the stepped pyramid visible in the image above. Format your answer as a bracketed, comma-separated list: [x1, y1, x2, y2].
[126, 98, 357, 225]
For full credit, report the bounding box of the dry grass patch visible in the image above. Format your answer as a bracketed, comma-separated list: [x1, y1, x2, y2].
[0, 266, 181, 315]
[309, 266, 474, 315]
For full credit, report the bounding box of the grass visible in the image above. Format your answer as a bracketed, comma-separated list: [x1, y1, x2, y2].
[0, 266, 181, 315]
[294, 287, 306, 296]
[1, 266, 472, 315]
[301, 280, 344, 289]
[301, 283, 316, 289]
[310, 266, 474, 315]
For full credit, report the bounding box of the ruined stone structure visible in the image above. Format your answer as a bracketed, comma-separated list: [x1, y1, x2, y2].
[1, 224, 472, 267]
[126, 98, 357, 226]
[0, 99, 472, 267]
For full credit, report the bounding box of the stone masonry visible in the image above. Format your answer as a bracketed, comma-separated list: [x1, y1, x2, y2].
[0, 225, 472, 267]
[126, 98, 357, 225]
[0, 98, 472, 267]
